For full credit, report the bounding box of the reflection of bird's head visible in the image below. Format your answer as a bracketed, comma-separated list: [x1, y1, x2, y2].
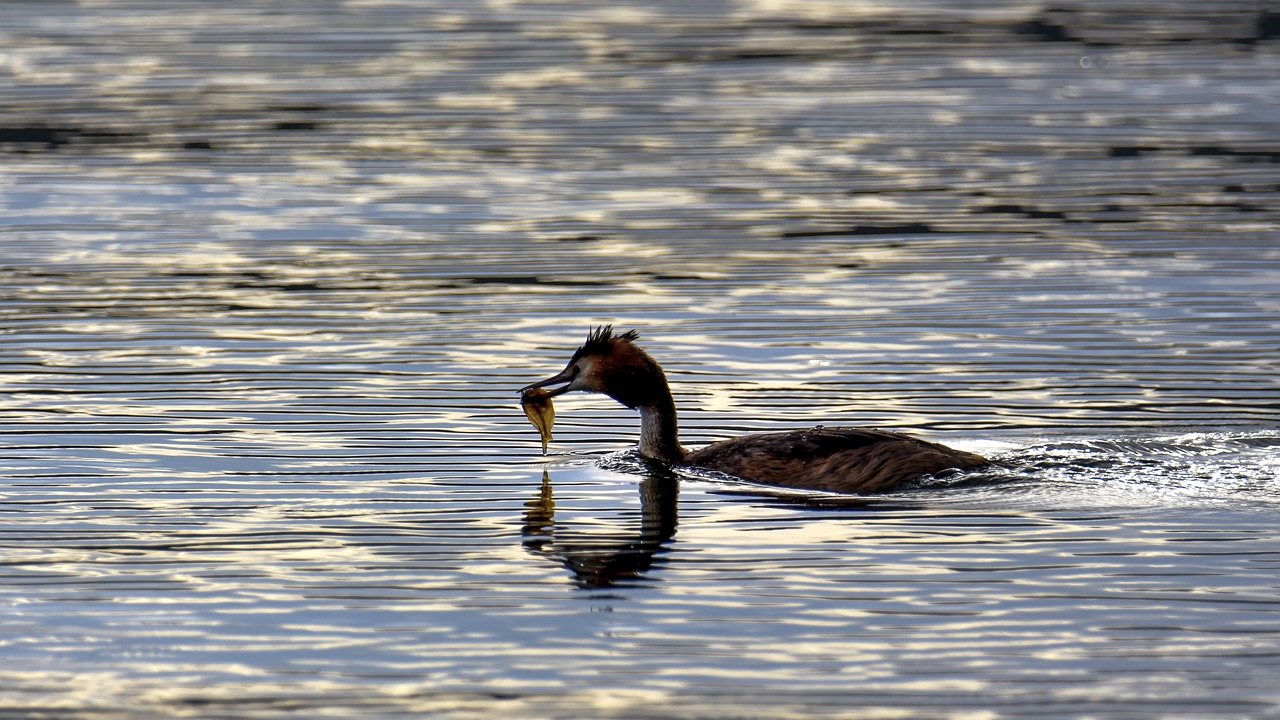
[521, 325, 669, 409]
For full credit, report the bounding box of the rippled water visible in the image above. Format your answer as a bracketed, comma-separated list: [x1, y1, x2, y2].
[2, 1, 1279, 717]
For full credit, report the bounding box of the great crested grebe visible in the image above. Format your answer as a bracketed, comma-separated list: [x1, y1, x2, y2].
[521, 326, 990, 494]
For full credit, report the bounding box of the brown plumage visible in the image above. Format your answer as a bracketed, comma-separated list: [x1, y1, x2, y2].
[521, 326, 989, 495]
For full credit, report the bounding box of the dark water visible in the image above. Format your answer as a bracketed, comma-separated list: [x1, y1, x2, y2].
[2, 1, 1279, 717]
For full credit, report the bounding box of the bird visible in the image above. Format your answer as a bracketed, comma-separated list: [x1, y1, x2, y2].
[520, 326, 990, 494]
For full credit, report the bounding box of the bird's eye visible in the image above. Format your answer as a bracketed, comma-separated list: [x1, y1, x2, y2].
[571, 365, 581, 377]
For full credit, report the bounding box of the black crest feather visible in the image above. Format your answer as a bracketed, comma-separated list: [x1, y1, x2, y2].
[572, 325, 640, 361]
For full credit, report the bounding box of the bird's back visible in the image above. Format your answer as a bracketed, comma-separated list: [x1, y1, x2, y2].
[685, 426, 988, 494]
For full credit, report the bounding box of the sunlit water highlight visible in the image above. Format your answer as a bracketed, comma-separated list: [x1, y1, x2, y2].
[2, 1, 1279, 717]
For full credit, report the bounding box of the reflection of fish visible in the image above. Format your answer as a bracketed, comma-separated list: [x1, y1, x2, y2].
[521, 325, 990, 494]
[520, 386, 555, 454]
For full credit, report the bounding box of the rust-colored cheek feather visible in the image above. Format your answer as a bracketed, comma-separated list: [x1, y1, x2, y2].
[595, 353, 668, 409]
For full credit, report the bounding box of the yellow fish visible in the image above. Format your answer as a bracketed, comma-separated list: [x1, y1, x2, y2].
[520, 387, 555, 454]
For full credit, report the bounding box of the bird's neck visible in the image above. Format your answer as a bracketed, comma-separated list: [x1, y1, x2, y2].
[637, 387, 686, 464]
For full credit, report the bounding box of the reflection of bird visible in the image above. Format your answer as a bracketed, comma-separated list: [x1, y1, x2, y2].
[522, 326, 989, 494]
[523, 470, 678, 589]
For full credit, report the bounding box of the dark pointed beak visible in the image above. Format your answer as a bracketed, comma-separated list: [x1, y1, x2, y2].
[520, 367, 574, 398]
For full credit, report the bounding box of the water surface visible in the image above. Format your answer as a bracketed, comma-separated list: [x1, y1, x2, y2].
[2, 1, 1279, 717]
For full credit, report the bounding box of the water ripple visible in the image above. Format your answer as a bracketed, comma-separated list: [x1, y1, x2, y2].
[2, 1, 1280, 718]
